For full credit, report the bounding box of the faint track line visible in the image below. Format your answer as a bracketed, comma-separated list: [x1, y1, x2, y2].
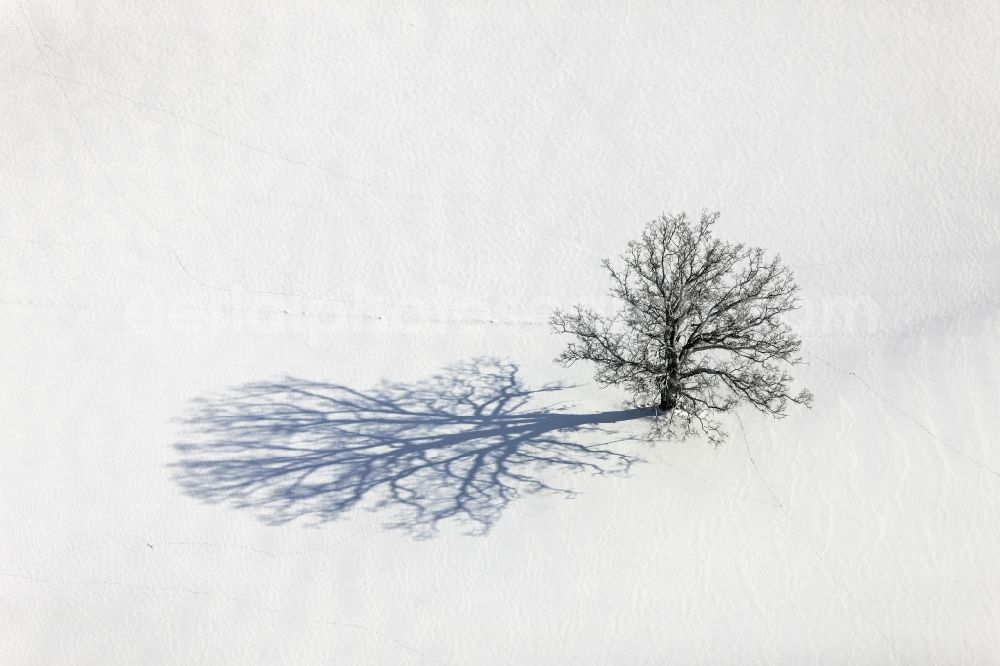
[17, 3, 228, 294]
[6, 61, 599, 263]
[1, 568, 452, 666]
[0, 297, 552, 330]
[5, 46, 577, 320]
[813, 355, 1000, 481]
[0, 234, 155, 247]
[735, 410, 907, 665]
[0, 521, 394, 574]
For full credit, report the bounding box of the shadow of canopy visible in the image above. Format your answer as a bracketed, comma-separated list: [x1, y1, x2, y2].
[172, 358, 647, 537]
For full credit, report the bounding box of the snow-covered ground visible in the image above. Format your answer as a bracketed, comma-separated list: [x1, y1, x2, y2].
[3, 2, 1000, 663]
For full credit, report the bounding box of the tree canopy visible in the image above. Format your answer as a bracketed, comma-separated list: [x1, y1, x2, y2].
[551, 211, 813, 443]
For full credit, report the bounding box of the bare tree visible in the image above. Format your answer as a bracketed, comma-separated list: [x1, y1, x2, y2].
[550, 211, 813, 444]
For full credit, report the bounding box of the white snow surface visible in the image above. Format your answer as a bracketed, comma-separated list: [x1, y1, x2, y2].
[3, 2, 1000, 664]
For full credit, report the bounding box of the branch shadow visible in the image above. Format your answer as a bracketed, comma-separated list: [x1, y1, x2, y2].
[171, 358, 648, 538]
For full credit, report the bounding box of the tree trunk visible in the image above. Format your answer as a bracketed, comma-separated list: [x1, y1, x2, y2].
[659, 351, 680, 412]
[658, 388, 678, 412]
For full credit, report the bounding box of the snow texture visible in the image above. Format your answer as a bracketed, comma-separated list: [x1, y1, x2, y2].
[2, 1, 1000, 664]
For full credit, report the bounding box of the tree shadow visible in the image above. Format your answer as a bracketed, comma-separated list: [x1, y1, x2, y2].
[171, 358, 648, 538]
